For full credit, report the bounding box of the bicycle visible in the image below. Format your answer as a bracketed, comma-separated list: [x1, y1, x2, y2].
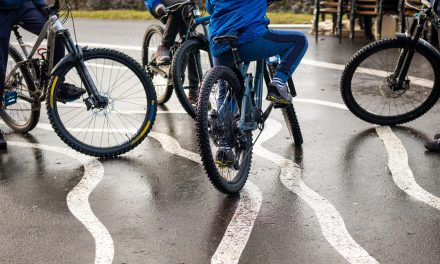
[196, 35, 303, 194]
[3, 0, 157, 157]
[142, 0, 212, 117]
[340, 0, 440, 126]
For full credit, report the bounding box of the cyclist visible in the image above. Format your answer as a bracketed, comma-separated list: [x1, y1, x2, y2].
[425, 0, 440, 153]
[0, 0, 86, 149]
[206, 0, 308, 163]
[206, 0, 308, 105]
[145, 0, 200, 101]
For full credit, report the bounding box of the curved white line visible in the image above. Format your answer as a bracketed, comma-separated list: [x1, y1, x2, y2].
[254, 118, 379, 264]
[7, 141, 113, 264]
[210, 181, 262, 264]
[30, 123, 263, 264]
[148, 132, 263, 264]
[376, 126, 440, 209]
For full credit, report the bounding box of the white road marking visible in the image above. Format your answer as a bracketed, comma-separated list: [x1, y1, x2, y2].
[210, 181, 262, 264]
[254, 118, 379, 264]
[301, 59, 433, 88]
[7, 141, 113, 264]
[148, 132, 263, 264]
[376, 126, 440, 210]
[12, 42, 434, 87]
[17, 96, 438, 263]
[32, 123, 263, 264]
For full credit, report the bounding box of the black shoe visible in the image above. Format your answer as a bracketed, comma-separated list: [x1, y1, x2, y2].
[266, 82, 292, 105]
[57, 83, 86, 102]
[155, 46, 171, 65]
[215, 140, 235, 168]
[0, 131, 7, 149]
[188, 86, 198, 104]
[425, 138, 440, 153]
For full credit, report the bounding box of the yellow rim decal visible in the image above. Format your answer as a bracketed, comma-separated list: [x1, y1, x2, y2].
[50, 76, 59, 108]
[132, 120, 151, 145]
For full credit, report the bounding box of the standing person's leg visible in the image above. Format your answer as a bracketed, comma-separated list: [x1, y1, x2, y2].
[0, 10, 18, 104]
[0, 9, 20, 149]
[178, 25, 202, 102]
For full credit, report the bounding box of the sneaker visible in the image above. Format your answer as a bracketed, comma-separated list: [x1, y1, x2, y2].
[0, 131, 7, 149]
[155, 46, 171, 65]
[266, 79, 292, 105]
[58, 83, 86, 102]
[215, 142, 235, 168]
[425, 137, 440, 153]
[188, 86, 198, 104]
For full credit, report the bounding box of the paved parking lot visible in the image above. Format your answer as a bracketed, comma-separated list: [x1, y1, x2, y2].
[2, 19, 440, 264]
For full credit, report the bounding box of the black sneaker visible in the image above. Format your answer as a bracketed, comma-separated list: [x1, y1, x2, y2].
[425, 137, 440, 153]
[266, 82, 292, 105]
[188, 86, 198, 104]
[0, 131, 7, 149]
[155, 46, 171, 65]
[57, 83, 86, 102]
[215, 136, 235, 167]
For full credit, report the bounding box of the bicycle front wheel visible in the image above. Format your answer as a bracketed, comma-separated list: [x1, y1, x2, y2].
[142, 24, 173, 105]
[196, 66, 252, 194]
[0, 45, 40, 132]
[47, 48, 157, 158]
[172, 38, 211, 118]
[341, 37, 440, 125]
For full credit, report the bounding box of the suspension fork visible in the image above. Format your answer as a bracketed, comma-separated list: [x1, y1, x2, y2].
[394, 16, 426, 89]
[55, 22, 106, 106]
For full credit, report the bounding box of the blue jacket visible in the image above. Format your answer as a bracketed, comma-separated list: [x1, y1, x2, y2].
[207, 0, 269, 57]
[0, 0, 46, 9]
[144, 0, 161, 14]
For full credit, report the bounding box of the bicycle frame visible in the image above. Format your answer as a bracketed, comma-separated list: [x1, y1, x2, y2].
[9, 13, 106, 107]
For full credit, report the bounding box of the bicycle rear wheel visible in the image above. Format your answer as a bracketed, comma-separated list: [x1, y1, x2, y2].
[172, 38, 211, 118]
[47, 48, 157, 158]
[264, 63, 303, 146]
[0, 45, 40, 133]
[142, 24, 173, 105]
[196, 66, 252, 194]
[341, 37, 440, 125]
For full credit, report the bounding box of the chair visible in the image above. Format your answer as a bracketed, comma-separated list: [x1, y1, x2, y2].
[349, 0, 383, 41]
[313, 0, 350, 42]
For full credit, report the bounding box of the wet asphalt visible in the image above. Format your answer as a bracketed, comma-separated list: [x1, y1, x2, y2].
[1, 19, 440, 264]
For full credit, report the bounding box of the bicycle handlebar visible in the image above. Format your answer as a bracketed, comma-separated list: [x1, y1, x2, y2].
[166, 0, 194, 14]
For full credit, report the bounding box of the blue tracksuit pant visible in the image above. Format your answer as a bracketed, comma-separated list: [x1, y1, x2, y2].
[0, 0, 65, 100]
[214, 29, 308, 82]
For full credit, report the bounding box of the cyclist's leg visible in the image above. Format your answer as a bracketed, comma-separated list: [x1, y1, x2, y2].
[238, 29, 308, 102]
[18, 1, 65, 64]
[178, 26, 200, 93]
[0, 9, 17, 103]
[18, 2, 84, 101]
[158, 0, 188, 63]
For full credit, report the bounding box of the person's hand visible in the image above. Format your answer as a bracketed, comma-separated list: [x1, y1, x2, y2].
[39, 4, 50, 18]
[155, 4, 167, 23]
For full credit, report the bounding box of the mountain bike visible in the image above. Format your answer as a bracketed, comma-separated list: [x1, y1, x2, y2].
[142, 0, 212, 117]
[341, 0, 440, 125]
[196, 36, 303, 194]
[3, 0, 157, 157]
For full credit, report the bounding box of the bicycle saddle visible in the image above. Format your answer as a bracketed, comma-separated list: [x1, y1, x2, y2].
[213, 35, 238, 46]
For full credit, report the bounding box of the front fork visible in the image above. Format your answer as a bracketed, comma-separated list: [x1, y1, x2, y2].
[394, 17, 425, 90]
[58, 29, 107, 108]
